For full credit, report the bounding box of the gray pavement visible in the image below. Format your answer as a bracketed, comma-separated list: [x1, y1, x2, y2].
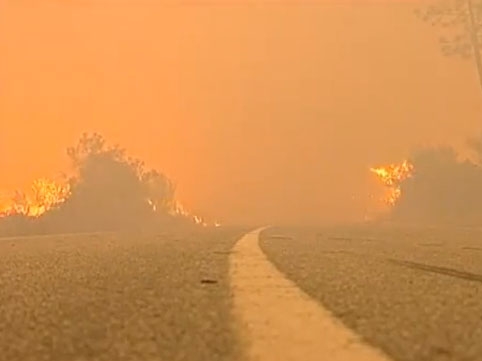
[0, 228, 247, 361]
[260, 225, 482, 361]
[2, 225, 482, 361]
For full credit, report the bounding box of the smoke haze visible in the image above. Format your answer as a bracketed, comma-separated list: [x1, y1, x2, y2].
[2, 0, 482, 226]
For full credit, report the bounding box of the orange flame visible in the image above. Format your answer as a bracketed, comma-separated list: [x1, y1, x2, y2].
[0, 178, 70, 218]
[167, 200, 221, 228]
[370, 160, 414, 206]
[1, 178, 221, 228]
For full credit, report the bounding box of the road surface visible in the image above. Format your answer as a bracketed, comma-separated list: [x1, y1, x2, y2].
[1, 225, 481, 361]
[260, 226, 482, 361]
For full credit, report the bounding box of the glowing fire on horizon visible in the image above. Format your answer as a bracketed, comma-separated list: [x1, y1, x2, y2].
[167, 200, 220, 227]
[370, 160, 414, 206]
[1, 179, 220, 227]
[0, 178, 71, 218]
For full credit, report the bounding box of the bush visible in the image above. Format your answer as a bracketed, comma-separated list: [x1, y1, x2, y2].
[392, 145, 482, 225]
[0, 133, 190, 236]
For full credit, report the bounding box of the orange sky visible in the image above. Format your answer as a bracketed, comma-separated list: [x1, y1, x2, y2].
[1, 0, 482, 225]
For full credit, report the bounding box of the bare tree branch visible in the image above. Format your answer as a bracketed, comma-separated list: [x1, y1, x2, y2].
[417, 0, 482, 92]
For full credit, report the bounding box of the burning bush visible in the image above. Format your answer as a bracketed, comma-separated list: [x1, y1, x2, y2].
[0, 133, 215, 236]
[372, 140, 482, 226]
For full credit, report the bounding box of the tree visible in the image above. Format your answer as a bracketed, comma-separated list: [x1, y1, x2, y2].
[392, 146, 482, 225]
[0, 133, 186, 236]
[57, 133, 177, 232]
[142, 169, 176, 213]
[416, 0, 482, 93]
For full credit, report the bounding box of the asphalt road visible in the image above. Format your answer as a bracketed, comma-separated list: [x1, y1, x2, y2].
[260, 225, 482, 361]
[1, 225, 482, 361]
[0, 228, 247, 361]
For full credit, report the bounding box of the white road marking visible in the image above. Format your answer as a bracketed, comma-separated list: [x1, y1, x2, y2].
[229, 227, 395, 361]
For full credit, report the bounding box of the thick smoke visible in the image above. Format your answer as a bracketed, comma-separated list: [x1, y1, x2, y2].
[0, 133, 192, 236]
[391, 138, 482, 225]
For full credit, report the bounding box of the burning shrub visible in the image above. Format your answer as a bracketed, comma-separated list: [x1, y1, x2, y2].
[0, 133, 213, 236]
[372, 142, 482, 226]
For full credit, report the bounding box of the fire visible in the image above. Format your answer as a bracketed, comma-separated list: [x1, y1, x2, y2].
[167, 200, 221, 228]
[0, 178, 70, 218]
[1, 178, 221, 228]
[370, 160, 414, 206]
